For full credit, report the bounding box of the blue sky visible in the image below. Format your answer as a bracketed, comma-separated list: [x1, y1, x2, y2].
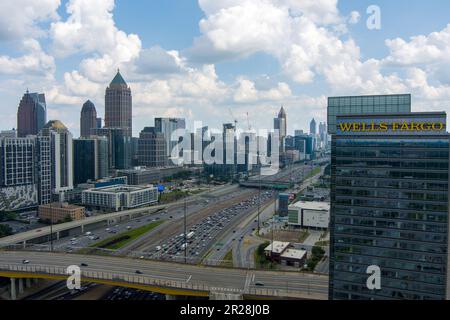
[1, 0, 450, 137]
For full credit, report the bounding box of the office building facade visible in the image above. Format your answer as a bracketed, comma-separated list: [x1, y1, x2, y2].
[0, 136, 51, 211]
[80, 100, 98, 138]
[39, 121, 74, 198]
[328, 94, 411, 134]
[38, 202, 85, 223]
[105, 70, 132, 137]
[310, 118, 317, 136]
[155, 118, 186, 161]
[329, 111, 450, 300]
[17, 91, 47, 137]
[274, 107, 287, 153]
[82, 185, 159, 211]
[93, 127, 131, 171]
[138, 127, 167, 167]
[73, 137, 109, 185]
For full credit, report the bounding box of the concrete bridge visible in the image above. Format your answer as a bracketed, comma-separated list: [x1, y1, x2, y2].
[0, 251, 328, 300]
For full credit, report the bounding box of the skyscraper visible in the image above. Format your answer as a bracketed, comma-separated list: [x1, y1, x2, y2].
[274, 106, 287, 153]
[92, 127, 131, 170]
[17, 91, 47, 137]
[155, 118, 186, 162]
[310, 118, 317, 136]
[329, 98, 450, 299]
[80, 100, 98, 138]
[39, 120, 74, 199]
[105, 70, 132, 137]
[327, 94, 411, 134]
[0, 136, 51, 211]
[73, 137, 109, 185]
[137, 127, 167, 167]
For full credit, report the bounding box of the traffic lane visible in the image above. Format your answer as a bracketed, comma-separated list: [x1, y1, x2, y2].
[1, 251, 328, 292]
[1, 252, 248, 289]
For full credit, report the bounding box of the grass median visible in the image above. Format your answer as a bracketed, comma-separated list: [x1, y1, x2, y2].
[79, 220, 165, 254]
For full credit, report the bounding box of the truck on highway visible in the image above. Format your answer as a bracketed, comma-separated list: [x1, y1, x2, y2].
[186, 231, 195, 239]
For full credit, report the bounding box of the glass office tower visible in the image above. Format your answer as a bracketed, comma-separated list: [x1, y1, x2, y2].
[328, 94, 411, 134]
[329, 112, 450, 300]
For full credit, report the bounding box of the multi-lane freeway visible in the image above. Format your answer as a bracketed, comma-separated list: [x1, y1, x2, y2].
[0, 251, 328, 299]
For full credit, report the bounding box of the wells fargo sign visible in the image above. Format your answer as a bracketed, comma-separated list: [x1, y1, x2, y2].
[338, 121, 446, 133]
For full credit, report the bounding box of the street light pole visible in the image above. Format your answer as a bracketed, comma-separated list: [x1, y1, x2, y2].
[50, 203, 54, 252]
[257, 171, 261, 235]
[184, 196, 187, 264]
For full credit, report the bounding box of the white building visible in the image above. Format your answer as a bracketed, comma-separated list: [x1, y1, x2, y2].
[288, 201, 330, 229]
[82, 185, 158, 211]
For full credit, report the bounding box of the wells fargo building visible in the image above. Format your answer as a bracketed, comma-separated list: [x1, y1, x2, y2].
[329, 111, 450, 299]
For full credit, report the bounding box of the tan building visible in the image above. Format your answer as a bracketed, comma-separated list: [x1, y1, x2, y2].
[38, 202, 85, 223]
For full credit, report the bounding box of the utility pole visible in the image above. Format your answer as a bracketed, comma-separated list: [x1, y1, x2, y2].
[50, 202, 54, 252]
[257, 171, 261, 235]
[184, 196, 187, 264]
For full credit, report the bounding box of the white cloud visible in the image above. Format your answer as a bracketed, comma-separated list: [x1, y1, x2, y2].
[50, 0, 141, 82]
[0, 0, 60, 41]
[0, 39, 55, 77]
[234, 78, 292, 103]
[348, 11, 360, 24]
[384, 26, 450, 66]
[133, 46, 185, 75]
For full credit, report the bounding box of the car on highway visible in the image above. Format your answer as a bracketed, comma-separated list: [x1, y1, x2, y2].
[255, 282, 265, 287]
[22, 260, 30, 264]
[80, 263, 88, 267]
[135, 270, 143, 274]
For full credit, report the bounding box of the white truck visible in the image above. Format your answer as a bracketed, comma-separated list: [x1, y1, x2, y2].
[186, 231, 195, 240]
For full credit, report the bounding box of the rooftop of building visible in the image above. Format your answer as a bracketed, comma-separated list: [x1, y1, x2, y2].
[109, 70, 128, 87]
[328, 93, 411, 100]
[85, 184, 156, 193]
[335, 111, 446, 119]
[39, 202, 84, 210]
[43, 120, 67, 130]
[264, 241, 290, 254]
[289, 201, 330, 211]
[81, 100, 96, 112]
[280, 248, 307, 260]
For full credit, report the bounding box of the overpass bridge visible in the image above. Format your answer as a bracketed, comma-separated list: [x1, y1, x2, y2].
[0, 251, 328, 300]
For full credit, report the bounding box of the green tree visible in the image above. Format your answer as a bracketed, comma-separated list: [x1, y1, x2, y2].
[0, 224, 13, 238]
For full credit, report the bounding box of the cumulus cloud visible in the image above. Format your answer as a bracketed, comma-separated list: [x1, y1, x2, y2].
[0, 39, 55, 77]
[348, 11, 360, 24]
[0, 0, 60, 41]
[234, 78, 292, 103]
[384, 26, 450, 66]
[133, 46, 185, 75]
[51, 0, 141, 81]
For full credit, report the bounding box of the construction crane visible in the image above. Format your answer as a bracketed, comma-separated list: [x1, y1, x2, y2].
[228, 108, 238, 129]
[246, 112, 252, 131]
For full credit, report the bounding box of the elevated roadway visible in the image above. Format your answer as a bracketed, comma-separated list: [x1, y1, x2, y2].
[0, 251, 328, 300]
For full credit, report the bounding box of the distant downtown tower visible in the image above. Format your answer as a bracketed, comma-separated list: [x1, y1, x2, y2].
[80, 100, 98, 138]
[104, 70, 132, 137]
[17, 90, 47, 137]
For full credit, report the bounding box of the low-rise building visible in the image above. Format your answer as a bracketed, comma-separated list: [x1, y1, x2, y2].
[264, 241, 307, 267]
[82, 185, 158, 211]
[288, 201, 330, 229]
[38, 202, 85, 223]
[117, 167, 190, 185]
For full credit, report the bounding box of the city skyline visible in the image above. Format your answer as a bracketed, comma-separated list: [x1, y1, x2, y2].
[2, 1, 450, 137]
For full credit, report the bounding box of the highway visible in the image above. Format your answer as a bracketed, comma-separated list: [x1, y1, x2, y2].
[0, 251, 328, 299]
[207, 161, 325, 267]
[0, 183, 240, 247]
